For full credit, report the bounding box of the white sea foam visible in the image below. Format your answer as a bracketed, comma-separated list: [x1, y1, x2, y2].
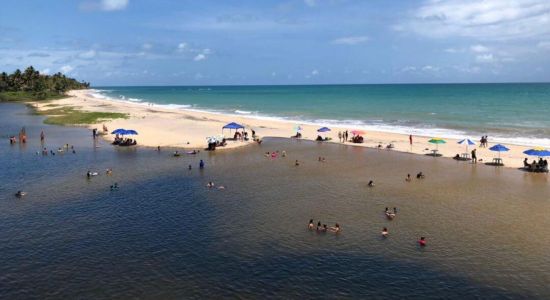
[235, 110, 254, 115]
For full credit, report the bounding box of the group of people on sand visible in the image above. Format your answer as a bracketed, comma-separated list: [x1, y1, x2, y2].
[523, 157, 549, 172]
[308, 219, 341, 233]
[337, 131, 349, 143]
[479, 135, 489, 147]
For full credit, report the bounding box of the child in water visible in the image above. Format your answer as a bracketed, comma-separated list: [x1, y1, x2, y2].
[308, 219, 314, 230]
[382, 227, 388, 237]
[418, 237, 426, 247]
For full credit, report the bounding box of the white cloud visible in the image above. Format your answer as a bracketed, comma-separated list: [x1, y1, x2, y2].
[400, 66, 417, 72]
[304, 0, 316, 7]
[403, 0, 550, 40]
[100, 0, 128, 11]
[311, 69, 319, 76]
[41, 68, 50, 75]
[271, 72, 277, 77]
[142, 43, 152, 50]
[476, 53, 496, 63]
[193, 53, 206, 61]
[60, 65, 74, 74]
[470, 44, 489, 53]
[332, 36, 369, 45]
[78, 50, 96, 59]
[177, 42, 187, 51]
[422, 65, 440, 72]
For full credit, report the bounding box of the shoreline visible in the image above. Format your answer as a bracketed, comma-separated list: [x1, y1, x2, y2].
[28, 89, 547, 169]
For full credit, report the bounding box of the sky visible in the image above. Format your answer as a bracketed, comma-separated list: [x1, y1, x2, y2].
[1, 0, 550, 86]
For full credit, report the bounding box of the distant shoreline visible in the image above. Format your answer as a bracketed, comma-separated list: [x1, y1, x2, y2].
[23, 89, 545, 170]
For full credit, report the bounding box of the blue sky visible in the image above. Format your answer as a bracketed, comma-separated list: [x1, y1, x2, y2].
[1, 0, 550, 85]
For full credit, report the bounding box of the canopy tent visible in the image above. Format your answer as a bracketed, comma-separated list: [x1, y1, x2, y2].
[222, 122, 245, 130]
[222, 122, 245, 138]
[351, 130, 365, 136]
[489, 144, 509, 159]
[523, 147, 550, 157]
[317, 127, 331, 133]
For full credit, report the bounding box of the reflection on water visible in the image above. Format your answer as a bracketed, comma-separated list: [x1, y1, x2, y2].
[1, 103, 549, 299]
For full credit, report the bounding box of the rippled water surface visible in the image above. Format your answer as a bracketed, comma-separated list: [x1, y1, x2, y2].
[1, 103, 549, 299]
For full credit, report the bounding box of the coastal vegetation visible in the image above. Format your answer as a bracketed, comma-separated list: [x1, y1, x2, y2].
[34, 106, 128, 126]
[0, 66, 89, 102]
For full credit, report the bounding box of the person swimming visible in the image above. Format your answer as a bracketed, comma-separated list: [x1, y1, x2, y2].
[110, 183, 119, 191]
[316, 221, 321, 231]
[368, 180, 375, 187]
[382, 227, 388, 237]
[173, 151, 181, 157]
[199, 160, 205, 169]
[329, 223, 340, 233]
[419, 237, 426, 247]
[295, 160, 300, 166]
[87, 171, 91, 179]
[416, 172, 425, 179]
[406, 174, 412, 182]
[321, 224, 328, 232]
[15, 190, 26, 198]
[281, 150, 287, 157]
[106, 168, 113, 175]
[393, 207, 397, 214]
[188, 164, 192, 170]
[308, 219, 314, 230]
[206, 182, 215, 188]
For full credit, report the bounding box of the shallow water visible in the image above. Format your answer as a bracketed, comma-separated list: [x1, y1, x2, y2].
[1, 103, 549, 299]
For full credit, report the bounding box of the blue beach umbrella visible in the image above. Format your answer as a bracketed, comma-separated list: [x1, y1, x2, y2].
[111, 128, 126, 134]
[125, 129, 138, 135]
[317, 127, 331, 133]
[489, 144, 510, 159]
[523, 147, 550, 157]
[458, 138, 476, 152]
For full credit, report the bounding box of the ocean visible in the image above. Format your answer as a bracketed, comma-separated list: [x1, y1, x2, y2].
[93, 83, 550, 147]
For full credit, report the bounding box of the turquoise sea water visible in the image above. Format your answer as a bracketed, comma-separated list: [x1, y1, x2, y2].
[94, 84, 550, 146]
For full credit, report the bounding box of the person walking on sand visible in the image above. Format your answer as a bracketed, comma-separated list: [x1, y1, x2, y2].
[409, 134, 413, 146]
[338, 131, 342, 143]
[40, 130, 45, 142]
[471, 149, 477, 163]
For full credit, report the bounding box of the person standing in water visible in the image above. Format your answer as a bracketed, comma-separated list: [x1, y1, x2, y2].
[471, 149, 477, 164]
[40, 130, 45, 143]
[199, 160, 205, 169]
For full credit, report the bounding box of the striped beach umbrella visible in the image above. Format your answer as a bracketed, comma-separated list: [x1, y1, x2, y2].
[458, 138, 476, 152]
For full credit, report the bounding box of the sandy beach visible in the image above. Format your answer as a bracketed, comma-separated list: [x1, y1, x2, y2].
[29, 89, 545, 169]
